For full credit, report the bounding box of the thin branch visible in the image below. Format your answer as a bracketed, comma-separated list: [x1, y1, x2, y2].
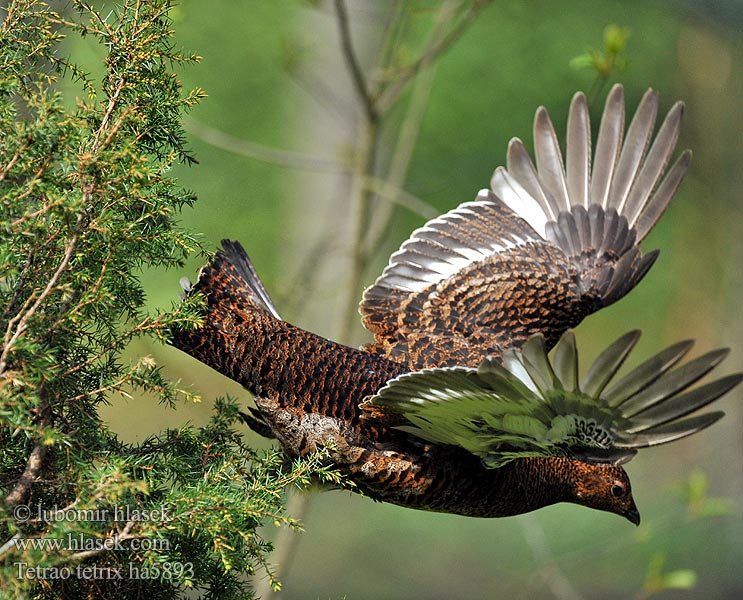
[518, 515, 585, 600]
[337, 119, 379, 345]
[184, 116, 347, 173]
[377, 0, 492, 112]
[185, 116, 435, 218]
[286, 66, 354, 121]
[0, 222, 81, 376]
[91, 77, 126, 155]
[369, 0, 405, 86]
[363, 175, 438, 219]
[333, 0, 377, 124]
[362, 3, 447, 255]
[0, 534, 21, 559]
[274, 235, 341, 318]
[62, 519, 138, 563]
[4, 386, 52, 507]
[0, 134, 32, 183]
[586, 75, 611, 109]
[10, 198, 66, 228]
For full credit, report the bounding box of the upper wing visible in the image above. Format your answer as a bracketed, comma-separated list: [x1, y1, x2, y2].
[361, 330, 742, 468]
[360, 85, 690, 369]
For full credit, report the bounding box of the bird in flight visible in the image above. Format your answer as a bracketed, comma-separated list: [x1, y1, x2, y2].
[171, 85, 741, 525]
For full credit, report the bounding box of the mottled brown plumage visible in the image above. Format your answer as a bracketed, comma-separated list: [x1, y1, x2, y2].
[172, 241, 640, 520]
[171, 86, 739, 524]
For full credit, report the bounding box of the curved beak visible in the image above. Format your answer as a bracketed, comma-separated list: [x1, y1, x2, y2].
[624, 506, 641, 526]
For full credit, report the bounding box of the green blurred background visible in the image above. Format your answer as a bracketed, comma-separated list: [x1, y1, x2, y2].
[81, 0, 743, 597]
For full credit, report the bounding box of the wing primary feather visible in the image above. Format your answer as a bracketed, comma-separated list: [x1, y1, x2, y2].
[557, 211, 581, 257]
[619, 348, 731, 416]
[634, 149, 692, 242]
[566, 91, 591, 208]
[629, 249, 660, 289]
[604, 339, 694, 406]
[534, 107, 571, 215]
[597, 209, 621, 256]
[626, 373, 743, 433]
[623, 101, 684, 228]
[603, 249, 639, 304]
[544, 220, 572, 256]
[505, 138, 557, 222]
[572, 205, 591, 252]
[590, 84, 625, 208]
[616, 412, 725, 448]
[588, 204, 605, 251]
[491, 167, 549, 237]
[519, 334, 559, 392]
[608, 89, 659, 214]
[581, 330, 641, 397]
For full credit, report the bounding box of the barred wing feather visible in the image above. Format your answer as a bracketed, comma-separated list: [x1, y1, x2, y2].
[361, 85, 689, 369]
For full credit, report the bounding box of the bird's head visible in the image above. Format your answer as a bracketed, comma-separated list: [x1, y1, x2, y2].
[568, 462, 640, 526]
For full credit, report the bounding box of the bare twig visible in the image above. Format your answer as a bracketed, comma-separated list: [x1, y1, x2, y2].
[63, 519, 138, 563]
[184, 116, 347, 173]
[333, 0, 377, 124]
[4, 386, 52, 507]
[586, 76, 611, 109]
[91, 77, 126, 155]
[337, 119, 379, 345]
[362, 2, 449, 255]
[370, 0, 405, 84]
[377, 0, 492, 112]
[518, 515, 585, 600]
[286, 67, 354, 121]
[186, 116, 435, 219]
[363, 175, 438, 219]
[0, 534, 21, 559]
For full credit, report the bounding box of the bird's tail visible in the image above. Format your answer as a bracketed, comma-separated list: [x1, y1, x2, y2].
[178, 239, 280, 320]
[171, 240, 406, 437]
[491, 84, 690, 307]
[170, 240, 281, 381]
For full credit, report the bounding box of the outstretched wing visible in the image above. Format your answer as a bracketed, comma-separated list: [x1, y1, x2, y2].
[362, 330, 742, 468]
[360, 85, 690, 369]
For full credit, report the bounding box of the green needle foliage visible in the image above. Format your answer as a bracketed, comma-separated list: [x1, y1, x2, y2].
[0, 2, 343, 598]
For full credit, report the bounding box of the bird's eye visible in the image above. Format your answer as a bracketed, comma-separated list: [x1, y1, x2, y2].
[611, 483, 625, 498]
